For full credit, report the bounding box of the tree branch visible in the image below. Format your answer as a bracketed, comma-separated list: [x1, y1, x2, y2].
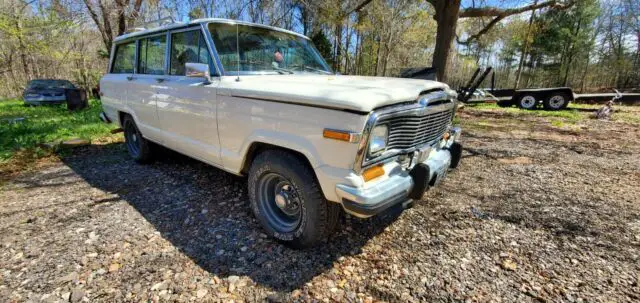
[457, 0, 576, 45]
[459, 0, 573, 18]
[346, 0, 375, 16]
[82, 0, 110, 51]
[456, 16, 502, 45]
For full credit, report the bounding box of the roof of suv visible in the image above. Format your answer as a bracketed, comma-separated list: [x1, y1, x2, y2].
[114, 18, 309, 43]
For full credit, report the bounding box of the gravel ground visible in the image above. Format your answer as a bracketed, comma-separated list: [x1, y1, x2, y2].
[1, 106, 639, 302]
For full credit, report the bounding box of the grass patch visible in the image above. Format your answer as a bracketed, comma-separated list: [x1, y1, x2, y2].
[465, 102, 584, 123]
[0, 99, 117, 163]
[614, 112, 640, 124]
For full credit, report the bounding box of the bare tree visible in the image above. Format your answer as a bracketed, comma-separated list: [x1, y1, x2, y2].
[82, 0, 144, 53]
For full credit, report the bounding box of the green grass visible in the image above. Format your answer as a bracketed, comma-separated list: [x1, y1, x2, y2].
[0, 99, 116, 162]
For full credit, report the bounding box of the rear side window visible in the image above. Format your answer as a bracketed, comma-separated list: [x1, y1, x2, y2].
[111, 42, 136, 74]
[138, 35, 167, 75]
[170, 30, 213, 76]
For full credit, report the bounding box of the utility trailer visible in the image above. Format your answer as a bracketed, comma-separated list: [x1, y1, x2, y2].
[453, 68, 574, 110]
[480, 88, 640, 109]
[491, 87, 574, 110]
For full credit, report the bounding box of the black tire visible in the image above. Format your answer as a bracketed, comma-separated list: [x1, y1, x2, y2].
[517, 94, 538, 110]
[543, 93, 570, 111]
[122, 115, 153, 163]
[248, 149, 340, 249]
[448, 142, 462, 169]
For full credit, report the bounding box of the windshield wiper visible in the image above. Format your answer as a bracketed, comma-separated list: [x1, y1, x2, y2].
[272, 63, 294, 74]
[239, 61, 294, 74]
[290, 65, 331, 74]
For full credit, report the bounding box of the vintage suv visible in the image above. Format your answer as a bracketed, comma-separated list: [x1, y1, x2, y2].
[100, 19, 463, 248]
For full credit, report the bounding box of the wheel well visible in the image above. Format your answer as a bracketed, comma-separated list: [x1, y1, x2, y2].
[241, 142, 314, 176]
[548, 89, 573, 100]
[118, 111, 129, 126]
[514, 92, 541, 101]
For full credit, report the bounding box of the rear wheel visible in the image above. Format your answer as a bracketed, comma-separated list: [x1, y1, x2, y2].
[248, 150, 340, 249]
[517, 94, 538, 110]
[543, 93, 569, 110]
[122, 115, 153, 163]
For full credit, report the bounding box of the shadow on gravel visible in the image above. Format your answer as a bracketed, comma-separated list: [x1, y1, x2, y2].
[61, 143, 401, 293]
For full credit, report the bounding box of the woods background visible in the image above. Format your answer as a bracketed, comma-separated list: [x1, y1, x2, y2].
[0, 0, 638, 98]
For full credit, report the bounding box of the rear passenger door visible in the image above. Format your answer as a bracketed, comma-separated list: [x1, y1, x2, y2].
[128, 33, 167, 141]
[155, 27, 222, 166]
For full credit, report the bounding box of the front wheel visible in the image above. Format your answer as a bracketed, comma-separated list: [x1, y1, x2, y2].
[517, 94, 538, 110]
[248, 150, 340, 249]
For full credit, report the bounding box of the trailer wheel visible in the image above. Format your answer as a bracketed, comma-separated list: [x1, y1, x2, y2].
[543, 93, 569, 110]
[517, 95, 537, 110]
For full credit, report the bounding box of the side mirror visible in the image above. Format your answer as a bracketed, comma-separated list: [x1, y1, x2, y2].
[185, 63, 211, 84]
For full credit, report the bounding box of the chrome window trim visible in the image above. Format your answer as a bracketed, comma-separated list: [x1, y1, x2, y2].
[203, 22, 226, 76]
[353, 90, 456, 174]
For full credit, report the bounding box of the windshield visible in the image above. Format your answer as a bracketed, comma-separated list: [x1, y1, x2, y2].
[27, 80, 75, 89]
[208, 23, 332, 75]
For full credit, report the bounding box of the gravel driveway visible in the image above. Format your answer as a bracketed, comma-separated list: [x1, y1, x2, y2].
[1, 106, 639, 302]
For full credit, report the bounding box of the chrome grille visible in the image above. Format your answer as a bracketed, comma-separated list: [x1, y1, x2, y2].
[354, 89, 457, 173]
[381, 108, 453, 150]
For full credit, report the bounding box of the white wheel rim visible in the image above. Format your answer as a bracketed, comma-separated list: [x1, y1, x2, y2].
[549, 95, 565, 109]
[520, 96, 536, 108]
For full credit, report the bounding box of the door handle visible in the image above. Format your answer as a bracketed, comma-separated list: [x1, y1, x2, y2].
[155, 78, 166, 83]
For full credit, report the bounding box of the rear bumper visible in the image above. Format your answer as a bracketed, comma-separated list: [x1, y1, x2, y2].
[336, 127, 462, 218]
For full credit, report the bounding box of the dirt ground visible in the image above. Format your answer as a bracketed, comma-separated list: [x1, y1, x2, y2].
[1, 105, 639, 302]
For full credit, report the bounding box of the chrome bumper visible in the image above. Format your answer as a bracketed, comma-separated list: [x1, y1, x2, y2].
[336, 127, 461, 218]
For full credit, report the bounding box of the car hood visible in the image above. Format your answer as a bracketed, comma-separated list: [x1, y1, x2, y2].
[218, 75, 452, 113]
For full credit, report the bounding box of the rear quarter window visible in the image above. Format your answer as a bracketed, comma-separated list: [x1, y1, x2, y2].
[111, 42, 136, 74]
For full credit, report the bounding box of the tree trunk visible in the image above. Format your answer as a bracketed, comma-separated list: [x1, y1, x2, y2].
[345, 20, 351, 74]
[431, 0, 461, 82]
[15, 19, 31, 82]
[374, 37, 381, 76]
[514, 0, 537, 89]
[333, 24, 343, 72]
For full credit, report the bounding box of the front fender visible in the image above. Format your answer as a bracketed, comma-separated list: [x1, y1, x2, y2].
[228, 130, 323, 173]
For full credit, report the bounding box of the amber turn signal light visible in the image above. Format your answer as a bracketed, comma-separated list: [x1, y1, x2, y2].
[362, 165, 384, 182]
[323, 129, 359, 143]
[443, 132, 451, 140]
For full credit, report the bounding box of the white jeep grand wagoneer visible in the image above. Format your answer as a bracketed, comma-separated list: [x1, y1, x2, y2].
[100, 19, 463, 248]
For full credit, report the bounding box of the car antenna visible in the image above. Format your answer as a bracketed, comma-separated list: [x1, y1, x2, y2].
[235, 23, 241, 82]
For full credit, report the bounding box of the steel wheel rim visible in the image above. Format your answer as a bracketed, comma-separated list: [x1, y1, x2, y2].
[520, 96, 536, 109]
[257, 172, 302, 233]
[124, 120, 141, 157]
[549, 95, 565, 109]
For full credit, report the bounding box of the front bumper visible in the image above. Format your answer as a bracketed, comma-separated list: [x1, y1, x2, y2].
[336, 127, 462, 218]
[24, 96, 66, 105]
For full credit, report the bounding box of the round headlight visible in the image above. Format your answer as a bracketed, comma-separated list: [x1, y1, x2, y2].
[368, 125, 388, 156]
